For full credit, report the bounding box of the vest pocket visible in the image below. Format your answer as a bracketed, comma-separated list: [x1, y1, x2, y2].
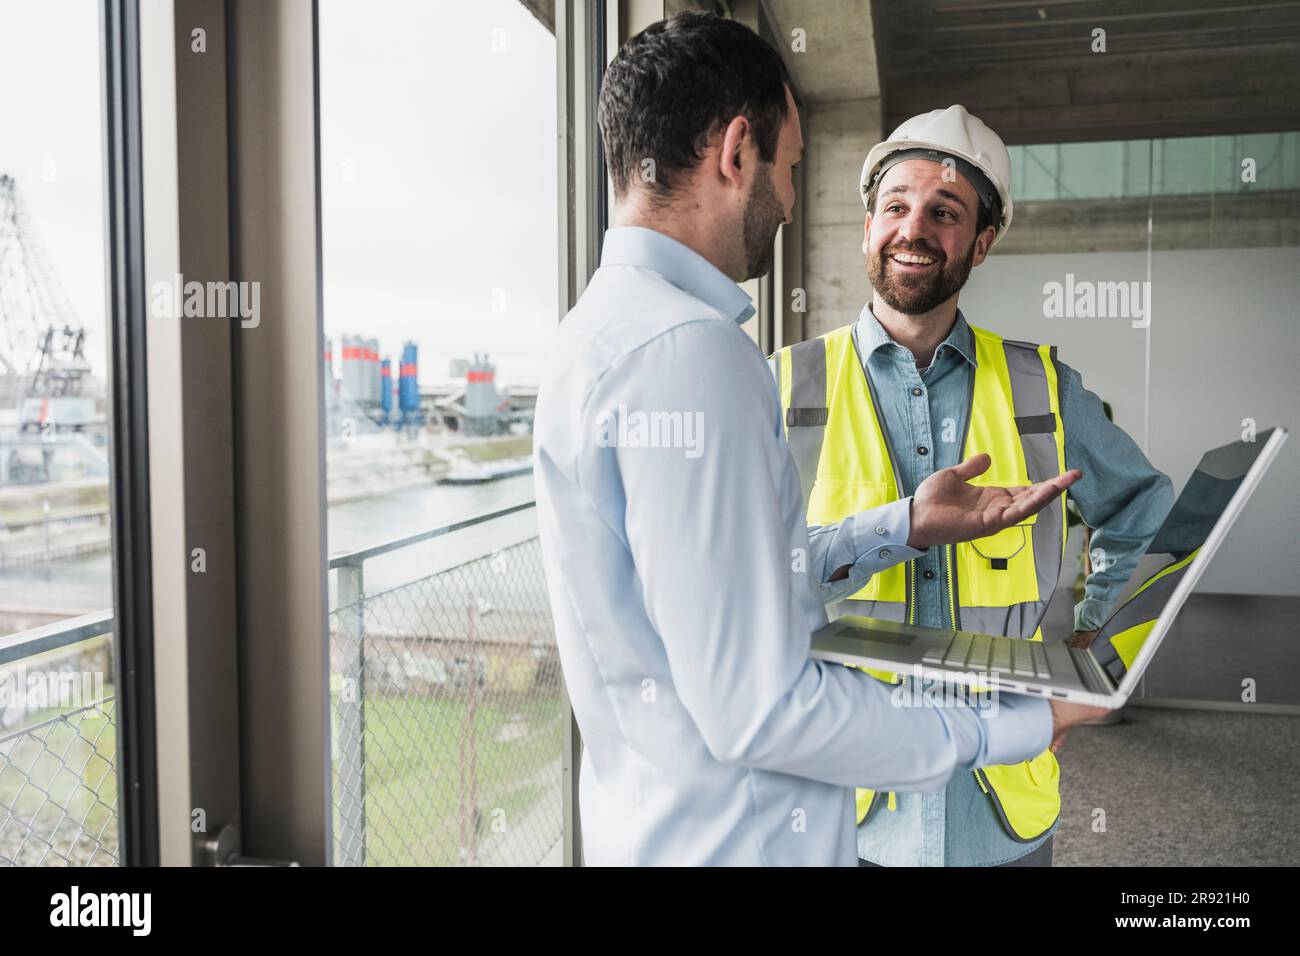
[959, 519, 1040, 607]
[969, 520, 1034, 558]
[977, 749, 1061, 842]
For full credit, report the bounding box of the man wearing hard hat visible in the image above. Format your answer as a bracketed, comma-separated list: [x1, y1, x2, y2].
[772, 105, 1174, 866]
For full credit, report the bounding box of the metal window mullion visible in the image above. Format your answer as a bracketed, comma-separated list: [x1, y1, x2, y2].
[334, 561, 367, 866]
[556, 0, 620, 868]
[227, 0, 331, 865]
[101, 0, 159, 868]
[136, 0, 196, 868]
[133, 0, 246, 868]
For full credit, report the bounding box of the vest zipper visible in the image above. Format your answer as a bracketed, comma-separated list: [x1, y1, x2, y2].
[900, 557, 916, 822]
[957, 547, 985, 797]
[908, 559, 917, 625]
[945, 544, 957, 632]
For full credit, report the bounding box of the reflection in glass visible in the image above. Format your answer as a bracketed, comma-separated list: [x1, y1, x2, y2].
[1094, 430, 1275, 677]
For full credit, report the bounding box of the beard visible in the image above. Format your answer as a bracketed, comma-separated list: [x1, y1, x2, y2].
[741, 165, 786, 280]
[867, 235, 977, 315]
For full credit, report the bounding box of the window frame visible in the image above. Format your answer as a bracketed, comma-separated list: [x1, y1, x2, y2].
[102, 0, 160, 868]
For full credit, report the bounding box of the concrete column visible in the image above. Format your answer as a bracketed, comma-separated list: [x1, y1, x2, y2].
[802, 97, 882, 340]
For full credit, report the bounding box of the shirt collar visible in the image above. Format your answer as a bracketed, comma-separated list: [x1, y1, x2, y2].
[599, 226, 756, 326]
[855, 302, 978, 369]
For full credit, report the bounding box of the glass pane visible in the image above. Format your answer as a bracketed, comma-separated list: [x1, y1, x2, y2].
[318, 0, 563, 865]
[989, 130, 1299, 707]
[1008, 132, 1300, 202]
[0, 0, 119, 866]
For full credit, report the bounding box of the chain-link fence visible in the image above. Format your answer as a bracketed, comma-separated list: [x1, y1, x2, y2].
[0, 513, 563, 868]
[329, 529, 565, 866]
[0, 697, 119, 866]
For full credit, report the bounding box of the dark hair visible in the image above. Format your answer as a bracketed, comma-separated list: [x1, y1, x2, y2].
[598, 12, 792, 201]
[865, 175, 996, 238]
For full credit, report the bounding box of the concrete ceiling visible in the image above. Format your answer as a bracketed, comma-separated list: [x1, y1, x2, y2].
[536, 0, 1300, 146]
[762, 0, 880, 102]
[871, 0, 1300, 144]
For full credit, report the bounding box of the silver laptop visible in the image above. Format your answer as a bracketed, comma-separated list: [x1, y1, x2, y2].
[810, 426, 1288, 706]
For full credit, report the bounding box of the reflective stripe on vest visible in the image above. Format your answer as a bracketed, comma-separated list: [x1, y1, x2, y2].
[774, 321, 1067, 841]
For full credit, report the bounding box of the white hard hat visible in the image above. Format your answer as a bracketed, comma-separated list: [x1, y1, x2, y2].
[860, 105, 1014, 245]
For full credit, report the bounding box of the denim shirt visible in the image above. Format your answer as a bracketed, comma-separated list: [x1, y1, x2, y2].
[847, 304, 1174, 865]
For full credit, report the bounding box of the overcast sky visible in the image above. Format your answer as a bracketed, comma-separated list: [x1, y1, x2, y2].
[0, 0, 107, 378]
[0, 0, 558, 387]
[320, 0, 558, 386]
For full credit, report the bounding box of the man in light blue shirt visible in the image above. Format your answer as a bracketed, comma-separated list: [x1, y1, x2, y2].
[534, 13, 1105, 866]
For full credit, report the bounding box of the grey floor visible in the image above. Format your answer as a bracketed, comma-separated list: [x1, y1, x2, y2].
[1054, 706, 1300, 866]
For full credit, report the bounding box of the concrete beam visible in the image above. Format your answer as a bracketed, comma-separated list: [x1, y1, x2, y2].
[764, 0, 878, 102]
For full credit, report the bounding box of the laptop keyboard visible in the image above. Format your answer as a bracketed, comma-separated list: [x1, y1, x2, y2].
[921, 632, 1052, 679]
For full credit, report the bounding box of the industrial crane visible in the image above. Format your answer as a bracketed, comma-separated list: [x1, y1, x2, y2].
[0, 174, 94, 431]
[0, 174, 101, 483]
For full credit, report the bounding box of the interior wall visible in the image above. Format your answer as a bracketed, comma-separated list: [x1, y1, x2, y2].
[955, 245, 1300, 598]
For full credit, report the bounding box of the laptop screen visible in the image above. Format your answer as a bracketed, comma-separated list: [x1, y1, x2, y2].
[1090, 428, 1277, 681]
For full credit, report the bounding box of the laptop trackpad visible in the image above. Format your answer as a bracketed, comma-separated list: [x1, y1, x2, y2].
[833, 625, 915, 647]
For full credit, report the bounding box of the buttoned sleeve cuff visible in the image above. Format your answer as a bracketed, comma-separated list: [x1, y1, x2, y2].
[1074, 597, 1113, 632]
[946, 693, 1054, 769]
[812, 499, 925, 604]
[845, 496, 925, 572]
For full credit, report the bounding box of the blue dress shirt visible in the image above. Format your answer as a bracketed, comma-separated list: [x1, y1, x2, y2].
[533, 226, 1053, 866]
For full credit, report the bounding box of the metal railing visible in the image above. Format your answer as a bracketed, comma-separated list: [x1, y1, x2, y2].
[0, 610, 118, 866]
[0, 501, 562, 868]
[329, 500, 564, 866]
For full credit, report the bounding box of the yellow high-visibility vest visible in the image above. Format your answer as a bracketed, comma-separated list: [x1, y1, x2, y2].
[773, 321, 1067, 843]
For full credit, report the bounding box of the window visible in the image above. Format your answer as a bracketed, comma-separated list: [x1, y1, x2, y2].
[318, 0, 564, 866]
[1011, 133, 1300, 201]
[0, 0, 123, 867]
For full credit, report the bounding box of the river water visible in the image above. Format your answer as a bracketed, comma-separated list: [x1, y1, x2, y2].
[0, 473, 539, 637]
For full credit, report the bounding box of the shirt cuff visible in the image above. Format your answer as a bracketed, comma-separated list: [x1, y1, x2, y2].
[848, 497, 925, 572]
[816, 570, 867, 605]
[947, 693, 1053, 769]
[814, 499, 925, 605]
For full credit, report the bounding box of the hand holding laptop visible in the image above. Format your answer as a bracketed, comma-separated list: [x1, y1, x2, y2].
[1049, 698, 1112, 753]
[908, 452, 1082, 550]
